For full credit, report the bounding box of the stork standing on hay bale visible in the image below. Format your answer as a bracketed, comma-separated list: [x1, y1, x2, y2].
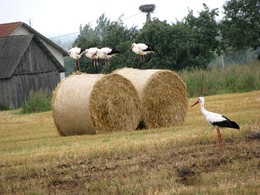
[84, 47, 99, 72]
[96, 47, 119, 72]
[130, 43, 155, 62]
[68, 47, 85, 74]
[191, 97, 240, 149]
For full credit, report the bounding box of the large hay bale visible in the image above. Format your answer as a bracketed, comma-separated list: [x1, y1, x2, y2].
[115, 68, 188, 129]
[52, 73, 141, 135]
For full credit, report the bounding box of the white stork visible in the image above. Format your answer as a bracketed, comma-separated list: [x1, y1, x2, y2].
[191, 97, 240, 148]
[97, 47, 119, 72]
[84, 47, 99, 72]
[68, 47, 85, 74]
[130, 43, 155, 62]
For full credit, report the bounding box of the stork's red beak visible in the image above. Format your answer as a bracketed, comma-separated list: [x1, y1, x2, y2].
[191, 100, 199, 108]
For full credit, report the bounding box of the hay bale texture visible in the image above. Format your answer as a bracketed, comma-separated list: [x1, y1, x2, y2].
[115, 68, 188, 129]
[52, 73, 141, 135]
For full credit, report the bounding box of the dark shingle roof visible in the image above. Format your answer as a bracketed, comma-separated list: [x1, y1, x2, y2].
[0, 35, 32, 79]
[0, 35, 65, 79]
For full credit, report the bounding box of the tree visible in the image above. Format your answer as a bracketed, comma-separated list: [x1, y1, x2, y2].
[72, 14, 138, 73]
[135, 4, 220, 70]
[135, 19, 175, 69]
[69, 5, 222, 73]
[220, 0, 260, 51]
[183, 4, 221, 68]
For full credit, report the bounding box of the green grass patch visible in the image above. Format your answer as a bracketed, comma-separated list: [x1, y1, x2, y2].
[180, 62, 260, 97]
[0, 103, 11, 111]
[19, 89, 52, 114]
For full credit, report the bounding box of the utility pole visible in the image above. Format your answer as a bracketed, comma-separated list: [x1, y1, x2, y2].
[221, 54, 225, 69]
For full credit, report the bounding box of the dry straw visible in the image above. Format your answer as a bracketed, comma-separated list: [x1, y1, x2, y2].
[115, 68, 188, 129]
[52, 73, 141, 136]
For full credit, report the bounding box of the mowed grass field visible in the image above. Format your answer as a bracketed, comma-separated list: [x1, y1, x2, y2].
[0, 91, 260, 194]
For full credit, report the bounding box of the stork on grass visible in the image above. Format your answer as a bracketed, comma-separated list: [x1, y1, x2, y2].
[130, 43, 155, 62]
[97, 47, 119, 72]
[84, 47, 99, 72]
[191, 97, 240, 149]
[68, 47, 85, 74]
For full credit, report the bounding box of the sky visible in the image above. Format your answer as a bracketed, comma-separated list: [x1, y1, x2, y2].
[0, 0, 227, 38]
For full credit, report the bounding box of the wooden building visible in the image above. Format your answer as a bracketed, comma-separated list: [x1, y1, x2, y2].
[0, 22, 66, 108]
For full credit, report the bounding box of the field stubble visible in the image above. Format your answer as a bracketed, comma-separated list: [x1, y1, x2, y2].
[0, 91, 260, 194]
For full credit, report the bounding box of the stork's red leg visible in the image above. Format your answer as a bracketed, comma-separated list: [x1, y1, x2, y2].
[105, 59, 107, 72]
[76, 60, 80, 74]
[106, 59, 110, 73]
[75, 60, 78, 70]
[96, 60, 98, 68]
[95, 60, 98, 73]
[216, 128, 223, 149]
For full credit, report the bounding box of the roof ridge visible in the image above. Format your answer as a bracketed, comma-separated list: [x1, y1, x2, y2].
[0, 21, 67, 55]
[0, 22, 22, 37]
[0, 21, 22, 25]
[0, 35, 33, 79]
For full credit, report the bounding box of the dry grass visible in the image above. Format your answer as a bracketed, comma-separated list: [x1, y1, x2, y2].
[0, 91, 260, 194]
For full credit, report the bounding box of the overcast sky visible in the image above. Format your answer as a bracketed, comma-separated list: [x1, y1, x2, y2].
[0, 0, 227, 38]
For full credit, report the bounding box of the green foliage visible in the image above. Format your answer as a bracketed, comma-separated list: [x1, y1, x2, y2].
[64, 56, 74, 76]
[66, 2, 259, 73]
[184, 4, 221, 66]
[0, 103, 10, 111]
[179, 62, 260, 97]
[70, 6, 222, 73]
[220, 0, 260, 51]
[128, 4, 220, 70]
[20, 89, 52, 114]
[73, 14, 139, 73]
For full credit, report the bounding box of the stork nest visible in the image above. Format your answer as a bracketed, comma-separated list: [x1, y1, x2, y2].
[139, 4, 155, 13]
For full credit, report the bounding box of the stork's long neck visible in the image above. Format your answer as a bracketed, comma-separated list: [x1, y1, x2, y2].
[79, 51, 85, 57]
[200, 102, 209, 118]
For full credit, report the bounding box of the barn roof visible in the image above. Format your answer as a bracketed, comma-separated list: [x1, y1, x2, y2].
[0, 35, 65, 79]
[0, 22, 67, 56]
[0, 22, 21, 37]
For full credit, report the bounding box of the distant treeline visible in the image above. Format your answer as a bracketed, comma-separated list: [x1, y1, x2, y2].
[60, 0, 260, 74]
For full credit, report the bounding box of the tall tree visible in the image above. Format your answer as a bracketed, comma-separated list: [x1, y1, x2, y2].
[68, 5, 222, 73]
[183, 4, 221, 69]
[220, 0, 260, 51]
[136, 4, 220, 70]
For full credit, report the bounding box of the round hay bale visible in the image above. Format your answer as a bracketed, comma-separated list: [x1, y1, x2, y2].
[52, 73, 141, 136]
[115, 68, 188, 129]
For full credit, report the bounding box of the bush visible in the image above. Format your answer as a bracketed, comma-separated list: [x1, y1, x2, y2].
[0, 103, 10, 111]
[20, 89, 52, 114]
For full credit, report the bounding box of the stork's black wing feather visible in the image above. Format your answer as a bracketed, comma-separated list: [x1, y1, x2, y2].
[212, 115, 240, 130]
[143, 45, 155, 52]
